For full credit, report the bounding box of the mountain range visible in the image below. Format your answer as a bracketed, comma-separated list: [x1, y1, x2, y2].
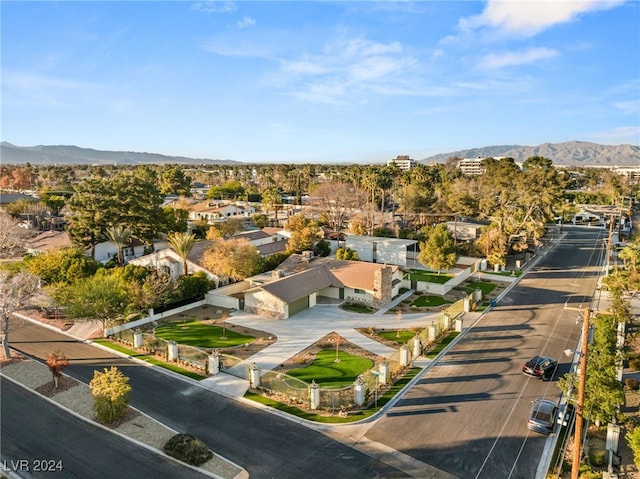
[1, 141, 639, 167]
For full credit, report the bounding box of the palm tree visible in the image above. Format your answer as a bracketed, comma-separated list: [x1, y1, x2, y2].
[105, 225, 132, 265]
[261, 187, 283, 224]
[168, 231, 196, 276]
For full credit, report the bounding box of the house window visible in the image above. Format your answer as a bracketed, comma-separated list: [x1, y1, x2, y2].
[354, 288, 365, 294]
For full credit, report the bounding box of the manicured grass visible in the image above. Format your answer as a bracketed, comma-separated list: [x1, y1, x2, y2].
[425, 332, 460, 359]
[94, 339, 206, 380]
[376, 329, 417, 344]
[408, 270, 454, 284]
[462, 281, 497, 295]
[244, 367, 422, 423]
[287, 349, 374, 388]
[411, 295, 452, 307]
[342, 303, 374, 314]
[154, 319, 255, 348]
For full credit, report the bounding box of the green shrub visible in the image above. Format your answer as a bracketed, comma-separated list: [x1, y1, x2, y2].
[164, 433, 213, 466]
[90, 367, 131, 424]
[588, 448, 607, 467]
[626, 378, 640, 390]
[629, 358, 640, 371]
[578, 463, 600, 478]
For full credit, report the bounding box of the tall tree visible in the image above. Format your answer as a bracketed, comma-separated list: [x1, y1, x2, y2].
[0, 271, 40, 359]
[66, 168, 165, 256]
[167, 231, 197, 276]
[286, 213, 322, 253]
[417, 223, 458, 274]
[261, 187, 283, 223]
[202, 238, 261, 283]
[159, 166, 192, 197]
[309, 181, 364, 239]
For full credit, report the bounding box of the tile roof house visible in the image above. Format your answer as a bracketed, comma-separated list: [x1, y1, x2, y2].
[231, 229, 289, 257]
[242, 255, 402, 319]
[187, 201, 255, 223]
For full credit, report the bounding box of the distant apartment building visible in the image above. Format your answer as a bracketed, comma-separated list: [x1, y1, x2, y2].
[457, 156, 510, 176]
[387, 155, 416, 170]
[457, 157, 487, 176]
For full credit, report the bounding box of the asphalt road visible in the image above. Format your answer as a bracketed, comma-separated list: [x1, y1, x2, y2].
[5, 319, 409, 479]
[0, 378, 214, 479]
[364, 226, 608, 479]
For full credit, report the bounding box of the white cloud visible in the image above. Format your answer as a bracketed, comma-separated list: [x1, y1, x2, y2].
[459, 0, 626, 38]
[590, 126, 640, 142]
[237, 16, 255, 28]
[479, 47, 560, 69]
[191, 1, 236, 14]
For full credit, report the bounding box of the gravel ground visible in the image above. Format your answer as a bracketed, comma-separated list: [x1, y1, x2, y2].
[1, 358, 247, 479]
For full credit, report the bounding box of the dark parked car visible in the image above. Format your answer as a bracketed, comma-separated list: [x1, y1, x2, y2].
[522, 356, 557, 380]
[527, 398, 557, 435]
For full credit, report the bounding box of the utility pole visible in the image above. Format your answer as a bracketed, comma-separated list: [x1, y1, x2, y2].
[571, 307, 591, 479]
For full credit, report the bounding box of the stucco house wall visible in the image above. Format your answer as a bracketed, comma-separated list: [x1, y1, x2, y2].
[244, 289, 288, 319]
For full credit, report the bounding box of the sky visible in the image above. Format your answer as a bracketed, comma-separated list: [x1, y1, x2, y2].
[2, 1, 639, 164]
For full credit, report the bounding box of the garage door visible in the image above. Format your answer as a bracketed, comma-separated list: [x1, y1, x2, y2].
[288, 295, 310, 317]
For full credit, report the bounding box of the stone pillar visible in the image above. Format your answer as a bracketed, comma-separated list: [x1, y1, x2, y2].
[494, 263, 500, 272]
[378, 361, 389, 385]
[208, 350, 220, 375]
[442, 313, 451, 330]
[309, 380, 320, 410]
[249, 363, 261, 388]
[399, 345, 410, 367]
[167, 341, 179, 361]
[428, 324, 437, 343]
[474, 288, 482, 303]
[480, 259, 487, 271]
[412, 337, 422, 357]
[455, 318, 463, 332]
[515, 259, 521, 270]
[463, 297, 471, 312]
[133, 330, 143, 348]
[354, 377, 366, 406]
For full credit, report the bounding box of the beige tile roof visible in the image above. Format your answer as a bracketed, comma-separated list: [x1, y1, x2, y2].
[27, 231, 72, 252]
[252, 256, 400, 302]
[260, 266, 337, 302]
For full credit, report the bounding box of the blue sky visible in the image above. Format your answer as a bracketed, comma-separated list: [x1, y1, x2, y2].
[2, 1, 639, 163]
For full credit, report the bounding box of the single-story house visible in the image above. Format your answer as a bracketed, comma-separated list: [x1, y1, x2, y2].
[128, 240, 224, 286]
[232, 229, 289, 257]
[242, 256, 403, 319]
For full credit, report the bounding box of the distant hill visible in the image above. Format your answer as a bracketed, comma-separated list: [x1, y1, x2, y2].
[2, 140, 638, 166]
[421, 141, 640, 166]
[0, 142, 238, 166]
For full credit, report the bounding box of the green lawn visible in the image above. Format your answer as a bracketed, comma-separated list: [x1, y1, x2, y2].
[461, 281, 497, 295]
[411, 295, 452, 307]
[287, 349, 374, 388]
[376, 329, 417, 344]
[407, 270, 454, 284]
[245, 367, 422, 423]
[154, 320, 255, 348]
[342, 303, 374, 314]
[94, 340, 206, 380]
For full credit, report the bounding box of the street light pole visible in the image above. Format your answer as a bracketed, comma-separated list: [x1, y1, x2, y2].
[571, 307, 591, 479]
